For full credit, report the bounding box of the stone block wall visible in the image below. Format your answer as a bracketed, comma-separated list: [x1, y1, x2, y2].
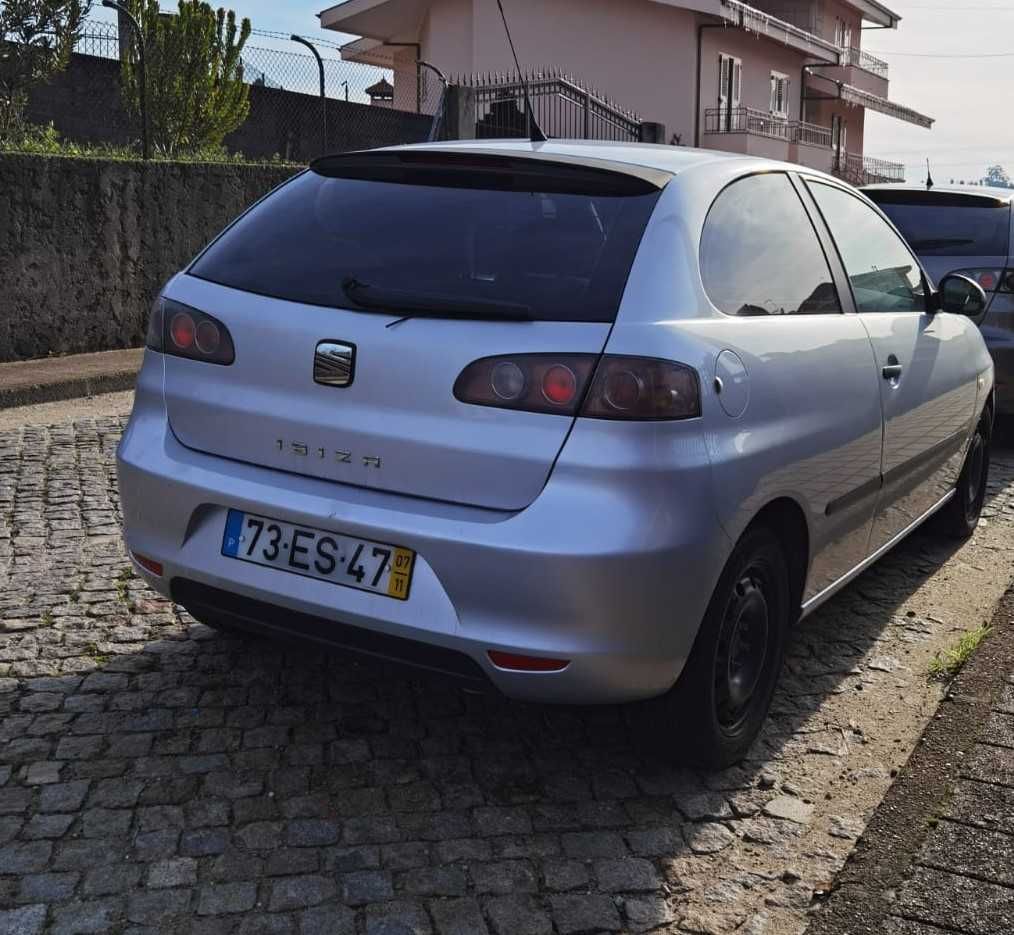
[0, 154, 299, 362]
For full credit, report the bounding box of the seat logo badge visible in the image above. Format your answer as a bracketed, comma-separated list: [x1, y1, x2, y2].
[314, 341, 355, 387]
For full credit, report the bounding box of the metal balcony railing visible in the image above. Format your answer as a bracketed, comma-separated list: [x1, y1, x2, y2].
[840, 47, 889, 80]
[834, 152, 905, 185]
[703, 106, 793, 140]
[704, 109, 837, 149]
[795, 120, 832, 148]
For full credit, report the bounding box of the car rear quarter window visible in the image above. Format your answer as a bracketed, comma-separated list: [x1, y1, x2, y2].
[189, 157, 663, 323]
[699, 173, 841, 317]
[809, 182, 927, 314]
[867, 190, 1011, 258]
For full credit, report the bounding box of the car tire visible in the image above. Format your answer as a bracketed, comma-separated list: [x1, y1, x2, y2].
[633, 526, 791, 769]
[939, 416, 990, 540]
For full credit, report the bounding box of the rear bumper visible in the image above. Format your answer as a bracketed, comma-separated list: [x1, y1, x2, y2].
[116, 352, 730, 704]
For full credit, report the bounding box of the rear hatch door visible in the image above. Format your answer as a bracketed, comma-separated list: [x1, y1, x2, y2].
[163, 150, 666, 511]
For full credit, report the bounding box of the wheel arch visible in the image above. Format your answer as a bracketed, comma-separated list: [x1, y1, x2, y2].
[983, 390, 996, 440]
[745, 497, 810, 620]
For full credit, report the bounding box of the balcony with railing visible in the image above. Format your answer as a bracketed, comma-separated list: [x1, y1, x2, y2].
[840, 47, 889, 81]
[834, 153, 906, 186]
[701, 107, 905, 182]
[812, 44, 890, 99]
[701, 106, 797, 160]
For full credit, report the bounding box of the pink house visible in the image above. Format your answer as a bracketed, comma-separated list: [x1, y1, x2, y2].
[319, 0, 932, 182]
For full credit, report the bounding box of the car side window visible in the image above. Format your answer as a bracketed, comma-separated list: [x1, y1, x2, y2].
[700, 173, 841, 317]
[808, 181, 926, 314]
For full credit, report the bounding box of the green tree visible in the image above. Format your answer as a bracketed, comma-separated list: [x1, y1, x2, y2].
[0, 0, 90, 136]
[120, 0, 251, 156]
[985, 164, 1013, 190]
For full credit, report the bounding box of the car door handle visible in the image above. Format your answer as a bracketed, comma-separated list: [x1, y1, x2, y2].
[882, 355, 903, 380]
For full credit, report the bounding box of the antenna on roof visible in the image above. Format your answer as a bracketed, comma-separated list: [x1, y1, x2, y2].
[494, 0, 547, 143]
[926, 158, 935, 190]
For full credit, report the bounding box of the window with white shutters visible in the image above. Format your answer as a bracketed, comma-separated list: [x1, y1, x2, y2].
[770, 72, 789, 118]
[718, 53, 742, 128]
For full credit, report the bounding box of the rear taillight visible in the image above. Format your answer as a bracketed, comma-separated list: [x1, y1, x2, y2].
[146, 297, 235, 365]
[454, 354, 701, 421]
[582, 356, 701, 421]
[954, 269, 1014, 294]
[454, 354, 597, 416]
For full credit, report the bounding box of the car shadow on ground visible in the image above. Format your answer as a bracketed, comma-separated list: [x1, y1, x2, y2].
[123, 453, 1014, 866]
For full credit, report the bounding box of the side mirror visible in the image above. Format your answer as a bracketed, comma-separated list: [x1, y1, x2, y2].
[937, 273, 988, 317]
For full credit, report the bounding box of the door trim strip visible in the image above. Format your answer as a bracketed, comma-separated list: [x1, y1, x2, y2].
[824, 429, 966, 519]
[881, 430, 966, 490]
[802, 487, 956, 618]
[825, 476, 882, 517]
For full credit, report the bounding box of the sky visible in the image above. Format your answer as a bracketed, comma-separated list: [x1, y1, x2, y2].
[861, 0, 1014, 184]
[91, 0, 1014, 184]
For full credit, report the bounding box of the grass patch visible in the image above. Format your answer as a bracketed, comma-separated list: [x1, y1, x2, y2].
[1, 123, 299, 167]
[929, 625, 992, 680]
[115, 568, 134, 605]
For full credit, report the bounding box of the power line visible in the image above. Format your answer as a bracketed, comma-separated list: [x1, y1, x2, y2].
[899, 3, 1014, 8]
[873, 144, 1014, 156]
[869, 49, 1014, 57]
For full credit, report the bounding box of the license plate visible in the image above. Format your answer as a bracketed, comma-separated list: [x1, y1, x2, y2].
[221, 510, 415, 601]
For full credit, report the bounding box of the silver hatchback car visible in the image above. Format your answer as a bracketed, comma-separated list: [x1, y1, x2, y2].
[118, 141, 995, 767]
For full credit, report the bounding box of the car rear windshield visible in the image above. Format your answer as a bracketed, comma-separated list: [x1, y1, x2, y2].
[189, 153, 665, 323]
[868, 190, 1011, 258]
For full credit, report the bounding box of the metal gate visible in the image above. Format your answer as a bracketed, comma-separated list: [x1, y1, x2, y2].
[456, 70, 642, 142]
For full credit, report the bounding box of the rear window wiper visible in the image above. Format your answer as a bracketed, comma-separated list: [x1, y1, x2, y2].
[343, 278, 533, 322]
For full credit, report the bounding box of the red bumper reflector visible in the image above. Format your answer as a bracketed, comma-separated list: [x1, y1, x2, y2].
[488, 651, 570, 672]
[132, 553, 164, 577]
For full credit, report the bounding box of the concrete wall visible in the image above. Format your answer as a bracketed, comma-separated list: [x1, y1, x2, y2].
[26, 53, 434, 161]
[0, 154, 299, 363]
[226, 83, 433, 162]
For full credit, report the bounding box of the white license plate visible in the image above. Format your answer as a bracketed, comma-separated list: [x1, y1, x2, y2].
[221, 509, 415, 601]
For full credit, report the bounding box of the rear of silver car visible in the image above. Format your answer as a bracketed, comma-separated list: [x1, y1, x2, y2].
[866, 187, 1014, 414]
[116, 149, 729, 704]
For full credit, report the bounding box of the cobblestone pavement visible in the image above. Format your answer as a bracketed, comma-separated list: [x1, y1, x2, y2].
[1, 415, 1014, 935]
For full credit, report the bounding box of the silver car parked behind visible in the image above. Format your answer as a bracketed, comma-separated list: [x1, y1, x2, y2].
[117, 141, 995, 767]
[865, 184, 1014, 417]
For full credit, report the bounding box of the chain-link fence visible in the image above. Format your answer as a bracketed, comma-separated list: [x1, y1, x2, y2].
[20, 19, 441, 161]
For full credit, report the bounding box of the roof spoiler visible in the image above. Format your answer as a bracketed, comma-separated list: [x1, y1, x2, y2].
[310, 150, 673, 195]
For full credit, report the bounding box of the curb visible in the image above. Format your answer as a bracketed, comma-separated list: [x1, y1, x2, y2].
[0, 370, 139, 410]
[804, 585, 1014, 935]
[0, 349, 143, 410]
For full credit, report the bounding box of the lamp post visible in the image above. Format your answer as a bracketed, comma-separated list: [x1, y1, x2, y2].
[102, 0, 150, 161]
[291, 35, 327, 157]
